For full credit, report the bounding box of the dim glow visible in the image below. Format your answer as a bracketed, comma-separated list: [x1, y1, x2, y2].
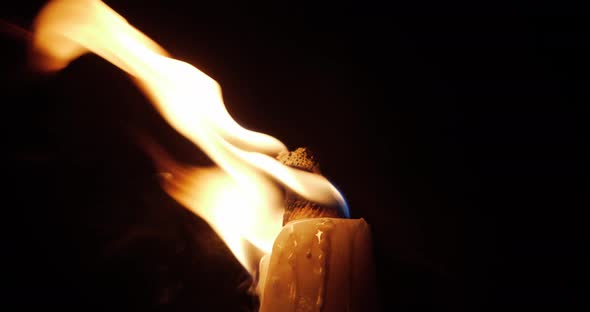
[32, 0, 347, 274]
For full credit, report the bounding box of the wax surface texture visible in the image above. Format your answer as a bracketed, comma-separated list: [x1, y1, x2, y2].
[259, 218, 378, 312]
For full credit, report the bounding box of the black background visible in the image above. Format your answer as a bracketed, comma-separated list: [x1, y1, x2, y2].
[2, 1, 588, 311]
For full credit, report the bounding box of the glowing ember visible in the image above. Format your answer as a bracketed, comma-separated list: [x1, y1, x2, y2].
[31, 0, 347, 274]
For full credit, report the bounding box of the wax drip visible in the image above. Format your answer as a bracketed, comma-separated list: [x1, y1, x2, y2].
[315, 219, 334, 311]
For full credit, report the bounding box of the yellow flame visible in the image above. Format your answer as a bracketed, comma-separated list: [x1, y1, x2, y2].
[32, 0, 346, 274]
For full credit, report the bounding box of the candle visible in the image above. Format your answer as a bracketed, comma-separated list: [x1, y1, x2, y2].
[258, 217, 378, 312]
[256, 148, 379, 311]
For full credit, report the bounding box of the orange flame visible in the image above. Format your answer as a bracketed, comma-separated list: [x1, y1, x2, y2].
[31, 0, 346, 274]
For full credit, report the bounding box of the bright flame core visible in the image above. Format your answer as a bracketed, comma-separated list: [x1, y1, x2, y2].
[32, 0, 347, 274]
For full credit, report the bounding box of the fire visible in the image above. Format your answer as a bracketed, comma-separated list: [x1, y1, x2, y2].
[31, 0, 347, 274]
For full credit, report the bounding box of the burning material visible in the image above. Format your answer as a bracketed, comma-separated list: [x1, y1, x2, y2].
[30, 0, 378, 310]
[277, 147, 348, 224]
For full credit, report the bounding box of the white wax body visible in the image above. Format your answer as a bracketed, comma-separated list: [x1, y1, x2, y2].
[258, 218, 378, 312]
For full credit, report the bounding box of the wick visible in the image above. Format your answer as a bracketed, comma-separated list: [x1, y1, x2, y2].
[277, 147, 342, 225]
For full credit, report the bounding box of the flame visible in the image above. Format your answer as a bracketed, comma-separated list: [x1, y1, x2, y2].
[31, 0, 347, 274]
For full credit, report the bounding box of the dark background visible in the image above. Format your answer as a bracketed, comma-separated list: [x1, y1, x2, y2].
[2, 0, 588, 311]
